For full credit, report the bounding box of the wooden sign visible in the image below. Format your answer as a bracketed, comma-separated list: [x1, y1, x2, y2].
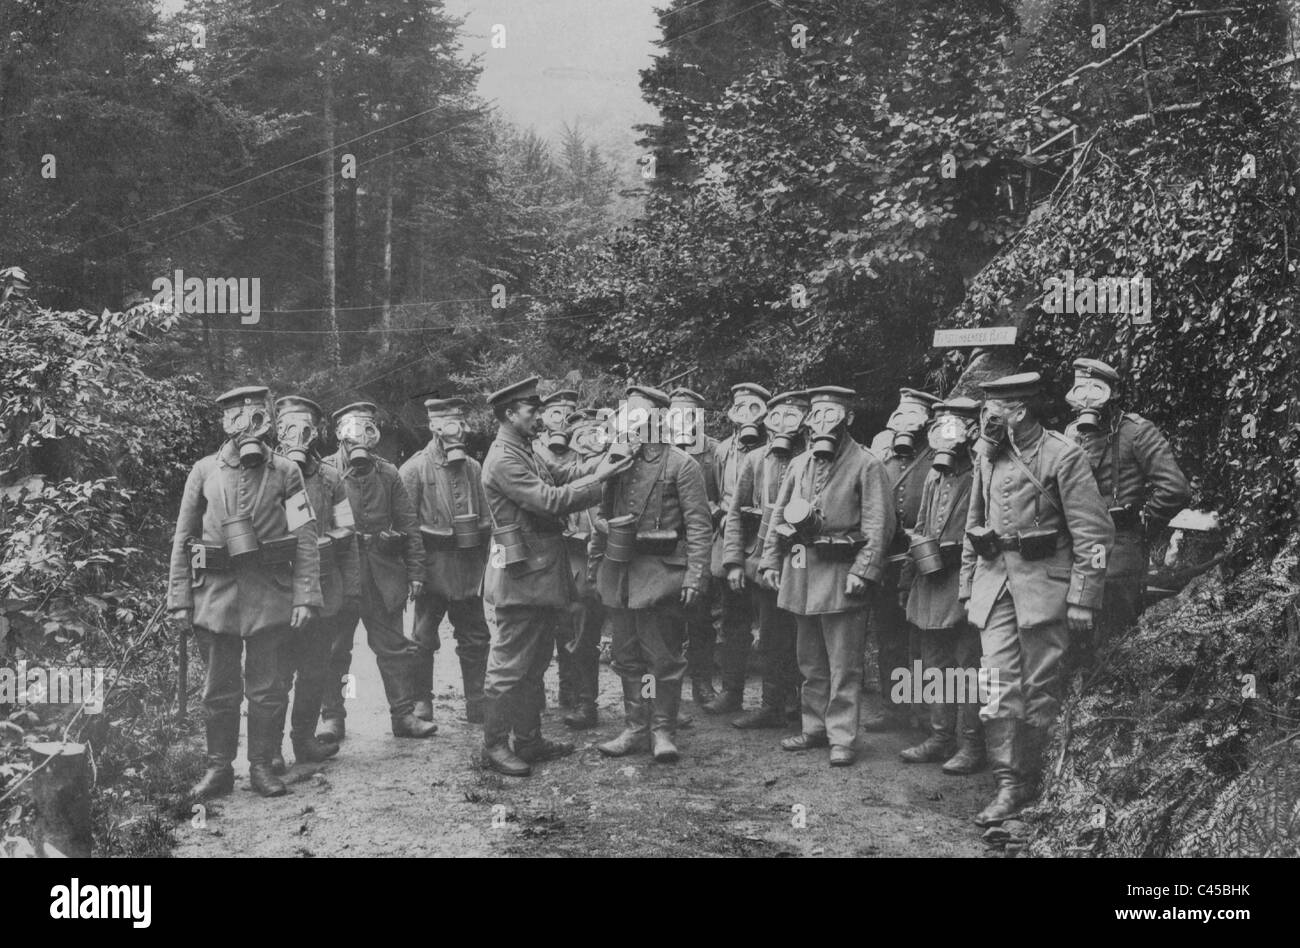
[932, 326, 1018, 348]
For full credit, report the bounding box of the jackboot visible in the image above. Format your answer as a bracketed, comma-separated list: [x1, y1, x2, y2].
[391, 659, 437, 737]
[973, 717, 1030, 826]
[942, 702, 986, 775]
[246, 710, 286, 798]
[597, 677, 650, 757]
[900, 700, 957, 763]
[291, 734, 340, 764]
[651, 678, 682, 763]
[514, 735, 575, 764]
[480, 696, 530, 777]
[392, 713, 438, 738]
[460, 656, 487, 725]
[563, 702, 598, 729]
[270, 729, 287, 776]
[702, 688, 742, 715]
[316, 716, 344, 745]
[190, 764, 234, 801]
[192, 711, 239, 800]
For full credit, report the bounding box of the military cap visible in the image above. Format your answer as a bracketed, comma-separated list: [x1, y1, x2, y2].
[668, 387, 708, 407]
[898, 388, 941, 409]
[730, 382, 773, 402]
[331, 401, 379, 423]
[540, 388, 579, 407]
[487, 376, 542, 409]
[626, 384, 670, 408]
[1071, 358, 1121, 384]
[216, 385, 270, 407]
[806, 385, 856, 406]
[979, 372, 1042, 400]
[934, 396, 982, 418]
[769, 389, 811, 408]
[424, 396, 468, 414]
[274, 395, 323, 419]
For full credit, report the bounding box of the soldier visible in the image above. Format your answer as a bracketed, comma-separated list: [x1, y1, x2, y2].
[317, 402, 435, 742]
[558, 407, 610, 730]
[1064, 358, 1190, 656]
[269, 396, 360, 773]
[533, 388, 583, 710]
[899, 397, 985, 774]
[480, 377, 632, 777]
[593, 385, 712, 762]
[667, 388, 721, 707]
[168, 386, 322, 799]
[703, 382, 772, 715]
[759, 386, 895, 767]
[399, 396, 492, 726]
[722, 389, 809, 729]
[866, 388, 940, 731]
[960, 372, 1113, 825]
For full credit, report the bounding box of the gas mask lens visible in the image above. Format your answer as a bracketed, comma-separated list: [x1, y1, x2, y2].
[665, 405, 700, 448]
[431, 415, 467, 461]
[571, 423, 606, 458]
[1066, 378, 1112, 435]
[729, 394, 767, 447]
[764, 404, 805, 436]
[806, 403, 846, 436]
[337, 415, 380, 450]
[541, 404, 571, 433]
[276, 411, 317, 464]
[222, 404, 270, 440]
[929, 414, 972, 473]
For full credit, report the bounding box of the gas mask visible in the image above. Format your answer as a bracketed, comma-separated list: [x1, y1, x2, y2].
[336, 413, 381, 473]
[275, 410, 319, 468]
[805, 402, 848, 461]
[728, 393, 768, 447]
[429, 414, 468, 463]
[539, 401, 576, 453]
[222, 400, 273, 468]
[569, 420, 607, 459]
[885, 399, 933, 459]
[665, 404, 703, 450]
[1065, 376, 1113, 435]
[764, 401, 808, 457]
[928, 414, 976, 473]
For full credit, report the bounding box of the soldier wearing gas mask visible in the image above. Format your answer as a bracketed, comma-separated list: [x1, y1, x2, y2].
[480, 377, 632, 777]
[398, 396, 492, 727]
[959, 373, 1113, 825]
[592, 385, 712, 763]
[759, 387, 895, 767]
[666, 388, 722, 707]
[866, 388, 940, 731]
[1064, 358, 1190, 656]
[167, 386, 322, 800]
[319, 402, 433, 742]
[722, 390, 809, 729]
[268, 396, 360, 775]
[557, 408, 613, 729]
[899, 397, 985, 774]
[703, 382, 772, 715]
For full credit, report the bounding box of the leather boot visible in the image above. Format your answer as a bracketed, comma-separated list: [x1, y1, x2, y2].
[292, 734, 340, 764]
[480, 697, 530, 777]
[702, 688, 742, 714]
[270, 733, 287, 775]
[691, 677, 718, 705]
[651, 678, 682, 763]
[246, 711, 286, 798]
[460, 656, 486, 725]
[563, 702, 598, 729]
[598, 677, 650, 757]
[514, 736, 575, 764]
[900, 700, 956, 763]
[249, 762, 287, 798]
[192, 711, 239, 800]
[392, 712, 438, 738]
[942, 702, 986, 775]
[316, 716, 344, 744]
[190, 764, 234, 801]
[973, 717, 1029, 826]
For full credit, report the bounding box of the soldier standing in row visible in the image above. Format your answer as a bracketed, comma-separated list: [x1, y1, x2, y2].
[270, 396, 359, 773]
[1064, 358, 1190, 659]
[866, 388, 939, 731]
[593, 385, 712, 762]
[704, 382, 771, 715]
[399, 396, 492, 726]
[480, 377, 631, 777]
[760, 386, 895, 767]
[168, 386, 322, 800]
[899, 397, 985, 774]
[559, 407, 611, 730]
[318, 402, 435, 742]
[960, 373, 1113, 825]
[722, 389, 809, 729]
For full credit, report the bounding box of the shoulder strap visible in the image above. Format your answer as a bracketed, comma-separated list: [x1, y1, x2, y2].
[1005, 446, 1063, 517]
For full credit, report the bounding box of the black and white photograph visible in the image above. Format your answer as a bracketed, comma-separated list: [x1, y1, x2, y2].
[0, 0, 1294, 905]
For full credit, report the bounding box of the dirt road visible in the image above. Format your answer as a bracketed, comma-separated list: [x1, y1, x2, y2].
[173, 619, 992, 858]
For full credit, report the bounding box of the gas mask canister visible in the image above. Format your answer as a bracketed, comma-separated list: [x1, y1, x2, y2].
[219, 387, 273, 468]
[335, 405, 381, 474]
[1065, 365, 1115, 436]
[728, 384, 770, 448]
[805, 396, 850, 461]
[763, 394, 810, 458]
[885, 390, 937, 458]
[275, 403, 320, 468]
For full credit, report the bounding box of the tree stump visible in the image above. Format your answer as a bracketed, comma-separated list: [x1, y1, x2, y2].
[28, 741, 92, 858]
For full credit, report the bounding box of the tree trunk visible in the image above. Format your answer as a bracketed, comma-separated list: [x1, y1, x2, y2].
[322, 69, 340, 369]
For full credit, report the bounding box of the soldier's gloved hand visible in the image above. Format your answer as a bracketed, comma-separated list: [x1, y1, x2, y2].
[409, 581, 425, 601]
[845, 573, 872, 598]
[726, 566, 746, 592]
[290, 605, 318, 629]
[680, 585, 700, 607]
[1066, 604, 1095, 633]
[760, 569, 781, 591]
